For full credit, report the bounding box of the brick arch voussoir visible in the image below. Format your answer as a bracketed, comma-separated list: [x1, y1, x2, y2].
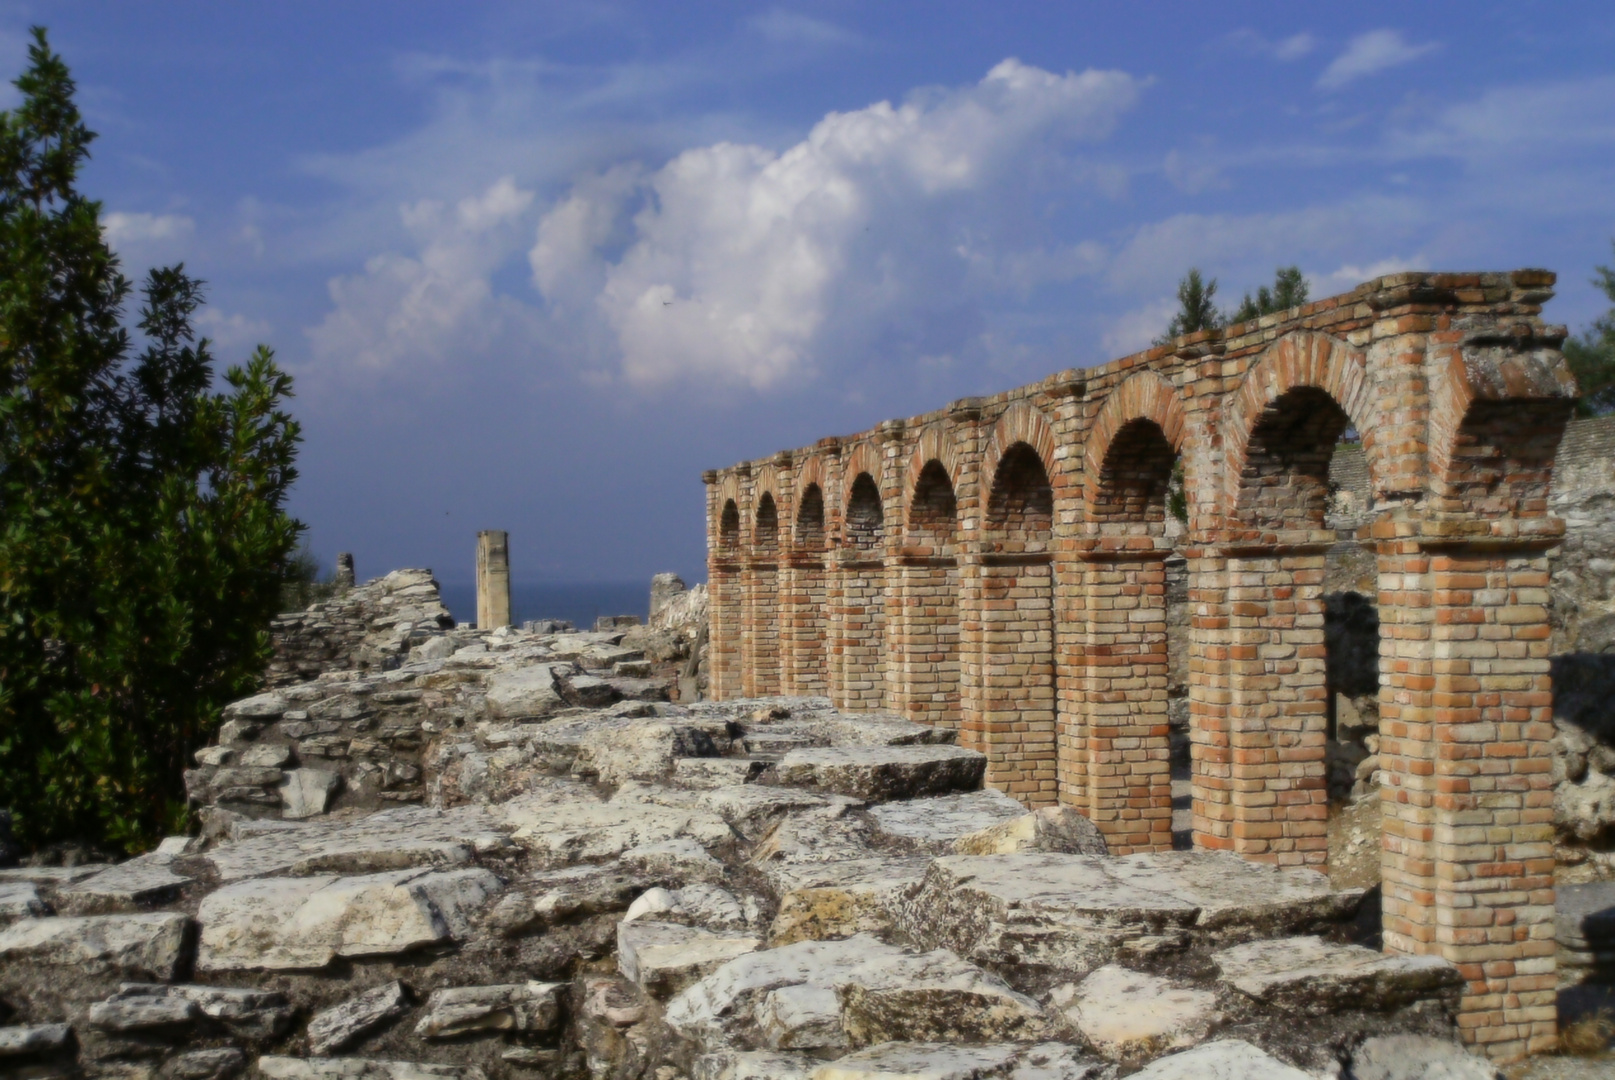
[903, 423, 963, 498]
[1082, 370, 1191, 519]
[983, 400, 1063, 501]
[792, 454, 830, 550]
[841, 441, 884, 503]
[1223, 331, 1373, 511]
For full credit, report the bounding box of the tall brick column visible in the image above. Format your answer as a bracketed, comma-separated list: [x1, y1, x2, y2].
[743, 492, 781, 697]
[1077, 540, 1173, 853]
[1379, 525, 1561, 1060]
[704, 473, 743, 701]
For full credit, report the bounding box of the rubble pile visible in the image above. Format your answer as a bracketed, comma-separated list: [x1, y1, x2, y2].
[0, 589, 1517, 1080]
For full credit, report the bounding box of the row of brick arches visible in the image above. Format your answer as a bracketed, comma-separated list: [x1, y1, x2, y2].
[704, 272, 1577, 1060]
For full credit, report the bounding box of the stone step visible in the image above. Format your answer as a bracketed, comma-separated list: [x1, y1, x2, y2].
[768, 744, 987, 802]
[1213, 935, 1462, 1015]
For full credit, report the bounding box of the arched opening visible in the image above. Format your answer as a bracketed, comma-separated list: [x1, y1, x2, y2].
[896, 461, 960, 730]
[1219, 385, 1353, 867]
[710, 499, 744, 699]
[745, 493, 781, 696]
[980, 442, 1057, 805]
[1079, 418, 1179, 852]
[784, 484, 828, 696]
[836, 472, 887, 709]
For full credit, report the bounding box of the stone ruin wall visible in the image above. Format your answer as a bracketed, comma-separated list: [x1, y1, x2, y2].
[703, 270, 1579, 1059]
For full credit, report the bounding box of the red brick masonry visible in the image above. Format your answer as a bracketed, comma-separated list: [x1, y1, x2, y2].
[703, 271, 1575, 1061]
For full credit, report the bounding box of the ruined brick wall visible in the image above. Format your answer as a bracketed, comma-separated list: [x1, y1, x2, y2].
[702, 270, 1577, 1062]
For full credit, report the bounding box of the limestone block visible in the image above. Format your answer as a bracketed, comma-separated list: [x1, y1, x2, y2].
[256, 1057, 488, 1080]
[197, 867, 502, 971]
[0, 912, 189, 979]
[1104, 851, 1358, 935]
[413, 981, 563, 1039]
[205, 804, 506, 881]
[241, 743, 293, 768]
[483, 665, 566, 720]
[306, 982, 410, 1054]
[692, 1050, 815, 1080]
[566, 674, 619, 707]
[953, 807, 1108, 857]
[616, 920, 760, 998]
[623, 883, 748, 930]
[866, 790, 1027, 850]
[0, 881, 47, 923]
[622, 837, 728, 882]
[771, 745, 986, 802]
[1214, 936, 1462, 1014]
[755, 983, 841, 1049]
[571, 720, 721, 784]
[750, 806, 873, 865]
[167, 1047, 246, 1080]
[88, 983, 293, 1039]
[224, 692, 289, 720]
[278, 768, 340, 820]
[498, 865, 661, 934]
[899, 854, 1200, 978]
[700, 785, 858, 840]
[765, 856, 932, 945]
[503, 791, 734, 865]
[836, 949, 1046, 1046]
[1051, 964, 1217, 1062]
[675, 758, 769, 789]
[57, 854, 192, 915]
[1126, 1039, 1310, 1080]
[1348, 1035, 1501, 1080]
[809, 1041, 1104, 1080]
[0, 1023, 72, 1058]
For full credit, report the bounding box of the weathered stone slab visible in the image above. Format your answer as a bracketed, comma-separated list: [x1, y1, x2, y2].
[765, 857, 931, 945]
[484, 664, 566, 720]
[0, 1024, 72, 1058]
[0, 912, 188, 979]
[257, 1057, 488, 1080]
[1105, 851, 1358, 935]
[1126, 1039, 1311, 1080]
[808, 1041, 1103, 1080]
[867, 790, 1027, 850]
[571, 720, 722, 784]
[1348, 1035, 1500, 1080]
[0, 881, 47, 922]
[692, 1050, 815, 1080]
[750, 807, 874, 865]
[771, 745, 986, 802]
[700, 786, 855, 840]
[0, 865, 109, 885]
[487, 865, 660, 936]
[307, 982, 410, 1054]
[57, 854, 192, 914]
[665, 933, 1039, 1052]
[899, 854, 1200, 978]
[197, 867, 502, 971]
[1557, 880, 1615, 966]
[675, 758, 769, 789]
[953, 807, 1108, 857]
[87, 983, 293, 1039]
[413, 981, 563, 1039]
[617, 920, 760, 998]
[622, 837, 728, 882]
[205, 804, 508, 881]
[279, 768, 341, 819]
[1214, 936, 1462, 1015]
[1051, 964, 1217, 1062]
[623, 883, 748, 930]
[503, 791, 734, 865]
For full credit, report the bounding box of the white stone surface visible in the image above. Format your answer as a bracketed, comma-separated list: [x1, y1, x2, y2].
[257, 1057, 488, 1080]
[0, 912, 189, 979]
[503, 790, 734, 865]
[1214, 935, 1461, 1014]
[483, 664, 567, 720]
[1349, 1035, 1501, 1080]
[1126, 1039, 1312, 1080]
[0, 881, 47, 922]
[953, 806, 1108, 857]
[58, 853, 191, 912]
[773, 745, 986, 801]
[867, 790, 1028, 848]
[413, 981, 563, 1039]
[616, 920, 760, 998]
[197, 867, 502, 971]
[279, 767, 341, 819]
[765, 856, 931, 945]
[1053, 964, 1217, 1062]
[205, 804, 508, 881]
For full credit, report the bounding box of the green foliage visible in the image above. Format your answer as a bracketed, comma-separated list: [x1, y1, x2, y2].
[1156, 268, 1223, 344]
[280, 540, 336, 613]
[1566, 241, 1615, 416]
[0, 29, 303, 853]
[1231, 266, 1310, 324]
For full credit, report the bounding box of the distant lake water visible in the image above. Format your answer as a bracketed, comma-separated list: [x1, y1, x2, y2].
[436, 581, 650, 631]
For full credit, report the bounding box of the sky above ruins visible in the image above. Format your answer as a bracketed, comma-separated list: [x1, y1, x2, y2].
[10, 2, 1615, 589]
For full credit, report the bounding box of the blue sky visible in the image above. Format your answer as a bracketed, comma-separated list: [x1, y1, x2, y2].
[14, 2, 1615, 587]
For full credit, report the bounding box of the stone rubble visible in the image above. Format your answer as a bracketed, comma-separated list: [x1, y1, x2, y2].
[0, 572, 1531, 1080]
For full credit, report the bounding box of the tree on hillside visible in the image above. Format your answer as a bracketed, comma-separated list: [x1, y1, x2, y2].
[1565, 240, 1615, 416]
[1231, 265, 1310, 324]
[0, 29, 303, 853]
[1156, 268, 1222, 344]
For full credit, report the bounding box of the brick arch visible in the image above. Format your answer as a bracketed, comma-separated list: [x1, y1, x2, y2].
[1083, 369, 1195, 523]
[841, 441, 883, 501]
[983, 400, 1062, 498]
[903, 423, 963, 496]
[752, 462, 783, 516]
[717, 497, 741, 556]
[1223, 332, 1372, 515]
[794, 454, 830, 550]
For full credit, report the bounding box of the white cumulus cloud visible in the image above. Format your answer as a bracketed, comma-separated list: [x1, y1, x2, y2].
[532, 58, 1142, 388]
[306, 177, 536, 378]
[1318, 30, 1439, 90]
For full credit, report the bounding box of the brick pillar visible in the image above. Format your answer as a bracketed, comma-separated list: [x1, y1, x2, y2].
[1379, 529, 1558, 1061]
[475, 530, 512, 630]
[781, 555, 828, 696]
[744, 559, 780, 696]
[1078, 542, 1173, 853]
[892, 555, 961, 731]
[1220, 540, 1330, 868]
[1188, 547, 1233, 852]
[834, 552, 887, 709]
[979, 554, 1057, 805]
